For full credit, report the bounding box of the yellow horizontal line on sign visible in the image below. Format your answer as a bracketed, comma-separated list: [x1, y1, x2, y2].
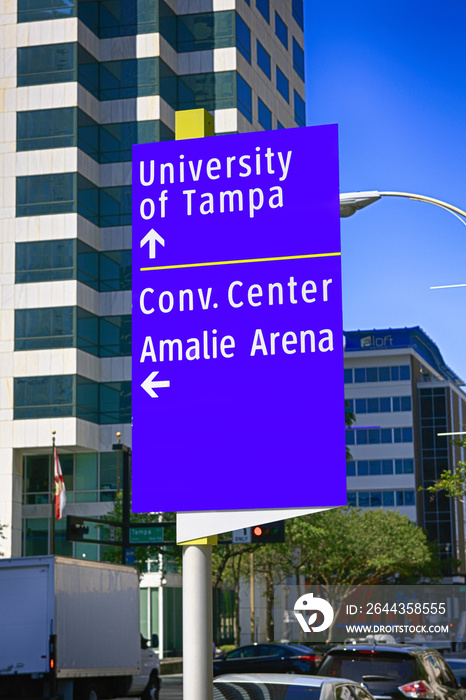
[140, 251, 341, 272]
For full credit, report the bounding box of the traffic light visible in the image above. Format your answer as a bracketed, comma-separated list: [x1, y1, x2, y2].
[66, 515, 90, 542]
[251, 520, 285, 543]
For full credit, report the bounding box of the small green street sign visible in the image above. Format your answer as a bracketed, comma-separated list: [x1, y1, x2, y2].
[130, 526, 164, 544]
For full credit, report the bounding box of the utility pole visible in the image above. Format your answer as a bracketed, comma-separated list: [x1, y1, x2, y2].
[250, 551, 255, 643]
[112, 431, 131, 565]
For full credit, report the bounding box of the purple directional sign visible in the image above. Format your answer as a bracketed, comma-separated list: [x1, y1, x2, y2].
[132, 125, 347, 513]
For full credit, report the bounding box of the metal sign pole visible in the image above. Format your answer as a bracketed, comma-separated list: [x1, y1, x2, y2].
[182, 542, 214, 700]
[174, 109, 216, 700]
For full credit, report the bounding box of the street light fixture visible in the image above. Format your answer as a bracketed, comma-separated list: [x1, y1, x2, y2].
[339, 191, 466, 432]
[339, 190, 466, 222]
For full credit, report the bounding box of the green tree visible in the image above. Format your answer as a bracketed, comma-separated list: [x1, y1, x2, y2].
[213, 544, 253, 646]
[423, 437, 466, 505]
[296, 507, 438, 640]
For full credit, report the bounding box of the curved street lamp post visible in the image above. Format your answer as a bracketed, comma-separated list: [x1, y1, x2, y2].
[339, 189, 466, 437]
[339, 190, 466, 223]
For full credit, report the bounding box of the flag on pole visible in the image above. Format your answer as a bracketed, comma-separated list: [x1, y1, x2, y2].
[54, 446, 66, 520]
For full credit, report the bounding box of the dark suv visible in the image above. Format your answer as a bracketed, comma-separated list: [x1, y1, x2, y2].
[317, 644, 465, 700]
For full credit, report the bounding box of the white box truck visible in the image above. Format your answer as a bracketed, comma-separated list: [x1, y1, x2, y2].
[0, 556, 161, 700]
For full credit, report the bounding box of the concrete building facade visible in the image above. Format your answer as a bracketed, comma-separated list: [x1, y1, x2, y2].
[0, 0, 305, 559]
[344, 327, 466, 573]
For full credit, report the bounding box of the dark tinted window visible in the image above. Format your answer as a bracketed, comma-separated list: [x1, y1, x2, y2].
[257, 40, 271, 79]
[319, 653, 418, 685]
[227, 645, 257, 659]
[257, 644, 282, 657]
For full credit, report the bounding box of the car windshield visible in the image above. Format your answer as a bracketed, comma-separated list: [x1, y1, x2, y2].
[214, 682, 322, 699]
[319, 653, 418, 684]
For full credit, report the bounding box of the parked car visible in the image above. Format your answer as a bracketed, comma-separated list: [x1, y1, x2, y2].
[214, 673, 377, 700]
[316, 644, 465, 700]
[213, 643, 322, 677]
[445, 658, 466, 687]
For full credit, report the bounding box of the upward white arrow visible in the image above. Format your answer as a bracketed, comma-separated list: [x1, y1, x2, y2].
[140, 229, 165, 259]
[141, 371, 170, 398]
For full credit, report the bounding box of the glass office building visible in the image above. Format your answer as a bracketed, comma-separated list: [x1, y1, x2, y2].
[0, 0, 306, 558]
[345, 327, 466, 573]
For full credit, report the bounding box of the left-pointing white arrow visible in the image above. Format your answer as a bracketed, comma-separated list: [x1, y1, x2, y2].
[140, 229, 165, 259]
[141, 371, 170, 398]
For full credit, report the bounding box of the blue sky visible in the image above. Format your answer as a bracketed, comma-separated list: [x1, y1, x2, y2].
[304, 1, 466, 387]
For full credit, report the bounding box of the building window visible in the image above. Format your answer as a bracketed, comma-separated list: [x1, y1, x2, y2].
[237, 74, 252, 122]
[256, 0, 269, 23]
[350, 459, 413, 477]
[294, 89, 305, 126]
[76, 50, 176, 107]
[100, 382, 132, 424]
[236, 13, 251, 63]
[15, 241, 132, 291]
[98, 56, 154, 101]
[77, 110, 99, 160]
[82, 118, 173, 164]
[99, 185, 132, 227]
[382, 459, 394, 474]
[177, 11, 235, 53]
[14, 375, 131, 423]
[23, 452, 118, 507]
[347, 492, 357, 506]
[275, 12, 288, 49]
[276, 66, 289, 102]
[77, 175, 99, 226]
[277, 120, 285, 129]
[355, 490, 413, 509]
[16, 173, 75, 218]
[258, 98, 272, 130]
[99, 249, 132, 292]
[15, 307, 74, 351]
[17, 108, 76, 152]
[293, 38, 304, 80]
[347, 427, 396, 445]
[392, 396, 412, 411]
[352, 365, 411, 383]
[396, 490, 416, 507]
[16, 240, 74, 284]
[78, 0, 163, 39]
[99, 315, 132, 357]
[18, 0, 76, 22]
[15, 375, 75, 420]
[292, 0, 304, 30]
[395, 458, 414, 474]
[344, 368, 353, 383]
[178, 71, 236, 112]
[394, 427, 413, 443]
[17, 43, 76, 86]
[353, 395, 411, 413]
[257, 40, 271, 79]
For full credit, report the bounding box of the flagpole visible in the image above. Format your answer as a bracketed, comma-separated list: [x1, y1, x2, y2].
[51, 430, 56, 555]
